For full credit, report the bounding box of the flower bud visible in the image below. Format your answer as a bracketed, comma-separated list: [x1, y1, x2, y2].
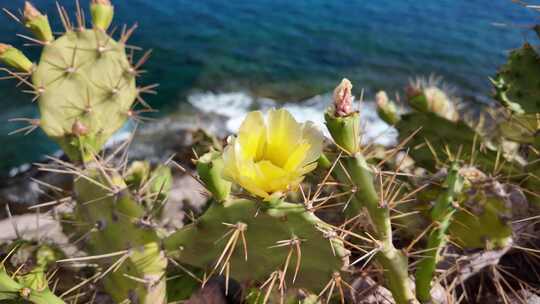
[23, 2, 41, 20]
[325, 79, 360, 154]
[23, 2, 54, 43]
[0, 44, 33, 72]
[333, 78, 354, 117]
[91, 0, 114, 31]
[375, 91, 400, 125]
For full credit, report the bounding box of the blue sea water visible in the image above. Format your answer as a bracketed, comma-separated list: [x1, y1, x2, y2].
[0, 0, 537, 174]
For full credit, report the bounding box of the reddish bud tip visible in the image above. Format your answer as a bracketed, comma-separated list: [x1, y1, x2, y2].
[333, 78, 354, 117]
[23, 2, 43, 21]
[0, 43, 12, 54]
[92, 0, 112, 6]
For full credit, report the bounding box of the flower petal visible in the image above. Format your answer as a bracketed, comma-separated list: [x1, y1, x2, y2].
[238, 111, 266, 160]
[283, 142, 311, 172]
[265, 108, 302, 167]
[255, 160, 291, 193]
[300, 122, 324, 166]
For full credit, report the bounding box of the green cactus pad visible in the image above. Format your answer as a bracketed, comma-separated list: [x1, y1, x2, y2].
[449, 186, 513, 249]
[498, 114, 538, 145]
[396, 112, 520, 175]
[32, 29, 137, 162]
[164, 199, 349, 292]
[410, 176, 513, 250]
[67, 167, 167, 303]
[492, 43, 540, 114]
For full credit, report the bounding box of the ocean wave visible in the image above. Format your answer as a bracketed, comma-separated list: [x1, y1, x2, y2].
[188, 91, 397, 146]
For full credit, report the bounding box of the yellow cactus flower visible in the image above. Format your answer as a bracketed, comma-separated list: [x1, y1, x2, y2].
[223, 108, 324, 198]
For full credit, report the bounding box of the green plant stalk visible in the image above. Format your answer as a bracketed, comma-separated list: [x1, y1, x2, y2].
[415, 164, 463, 302]
[340, 153, 417, 304]
[0, 266, 64, 304]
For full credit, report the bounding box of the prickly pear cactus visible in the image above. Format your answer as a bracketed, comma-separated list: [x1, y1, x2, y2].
[164, 198, 349, 291]
[1, 1, 141, 162]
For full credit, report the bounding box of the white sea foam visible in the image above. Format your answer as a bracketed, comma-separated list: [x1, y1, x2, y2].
[188, 91, 397, 146]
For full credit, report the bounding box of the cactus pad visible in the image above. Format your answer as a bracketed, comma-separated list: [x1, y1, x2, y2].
[492, 43, 540, 114]
[67, 167, 167, 303]
[32, 29, 136, 162]
[164, 199, 349, 291]
[449, 184, 513, 249]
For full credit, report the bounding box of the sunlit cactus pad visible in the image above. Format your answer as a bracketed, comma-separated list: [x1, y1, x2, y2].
[165, 199, 349, 291]
[492, 42, 540, 114]
[32, 29, 136, 161]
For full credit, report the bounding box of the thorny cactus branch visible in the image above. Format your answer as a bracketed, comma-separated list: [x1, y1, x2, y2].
[414, 163, 464, 302]
[325, 79, 417, 304]
[340, 154, 417, 304]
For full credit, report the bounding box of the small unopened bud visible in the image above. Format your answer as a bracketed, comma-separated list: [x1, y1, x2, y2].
[23, 2, 43, 21]
[91, 0, 114, 31]
[375, 91, 389, 107]
[325, 78, 360, 154]
[72, 120, 89, 136]
[0, 44, 33, 72]
[333, 78, 354, 116]
[375, 91, 400, 125]
[22, 2, 54, 43]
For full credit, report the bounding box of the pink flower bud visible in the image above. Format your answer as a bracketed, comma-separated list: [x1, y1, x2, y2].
[333, 78, 353, 117]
